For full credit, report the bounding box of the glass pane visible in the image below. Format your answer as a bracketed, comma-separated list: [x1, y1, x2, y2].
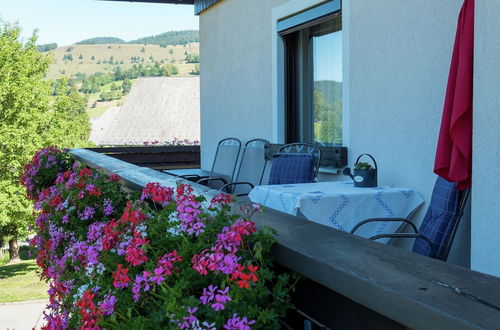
[312, 17, 342, 146]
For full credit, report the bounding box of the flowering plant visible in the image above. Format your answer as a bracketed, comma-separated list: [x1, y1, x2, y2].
[22, 148, 296, 329]
[20, 147, 74, 200]
[142, 138, 200, 146]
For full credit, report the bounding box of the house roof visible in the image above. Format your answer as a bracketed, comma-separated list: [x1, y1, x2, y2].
[90, 77, 200, 146]
[100, 0, 219, 15]
[100, 0, 194, 5]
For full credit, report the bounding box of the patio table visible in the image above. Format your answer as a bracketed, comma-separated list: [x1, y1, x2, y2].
[249, 181, 424, 241]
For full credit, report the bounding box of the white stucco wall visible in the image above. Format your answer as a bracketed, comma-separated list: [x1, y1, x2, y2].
[346, 1, 467, 265]
[471, 0, 500, 276]
[199, 0, 288, 169]
[199, 0, 479, 269]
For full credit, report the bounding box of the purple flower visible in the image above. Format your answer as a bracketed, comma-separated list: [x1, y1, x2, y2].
[178, 307, 198, 329]
[116, 237, 131, 256]
[149, 267, 165, 285]
[176, 192, 205, 236]
[86, 246, 100, 265]
[87, 222, 106, 241]
[200, 285, 217, 305]
[103, 198, 114, 216]
[65, 173, 78, 189]
[78, 206, 95, 221]
[62, 214, 70, 224]
[211, 287, 231, 311]
[217, 254, 240, 275]
[132, 271, 151, 302]
[35, 213, 50, 228]
[223, 314, 256, 330]
[98, 293, 117, 316]
[48, 224, 64, 251]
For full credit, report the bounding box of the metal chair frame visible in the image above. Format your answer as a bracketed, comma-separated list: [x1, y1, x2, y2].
[220, 138, 270, 196]
[179, 137, 241, 185]
[351, 187, 471, 261]
[277, 143, 322, 181]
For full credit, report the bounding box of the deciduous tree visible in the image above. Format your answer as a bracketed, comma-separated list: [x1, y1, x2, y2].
[0, 21, 90, 261]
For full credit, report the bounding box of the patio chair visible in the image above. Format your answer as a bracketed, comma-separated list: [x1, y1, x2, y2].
[163, 138, 241, 188]
[267, 143, 322, 185]
[350, 176, 471, 261]
[199, 138, 270, 196]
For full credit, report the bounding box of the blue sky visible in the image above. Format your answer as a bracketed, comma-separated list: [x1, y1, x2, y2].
[0, 0, 199, 46]
[314, 31, 342, 82]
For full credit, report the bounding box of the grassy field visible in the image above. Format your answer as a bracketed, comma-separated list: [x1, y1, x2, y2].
[0, 260, 48, 303]
[45, 43, 199, 79]
[85, 79, 138, 118]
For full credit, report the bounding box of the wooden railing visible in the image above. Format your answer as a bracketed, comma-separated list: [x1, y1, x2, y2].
[70, 148, 500, 329]
[86, 146, 200, 170]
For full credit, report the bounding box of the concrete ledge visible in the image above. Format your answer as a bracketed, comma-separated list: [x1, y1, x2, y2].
[70, 148, 220, 201]
[254, 208, 500, 329]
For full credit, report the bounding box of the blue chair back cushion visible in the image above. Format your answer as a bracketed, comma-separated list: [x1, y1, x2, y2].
[412, 177, 460, 258]
[268, 154, 315, 185]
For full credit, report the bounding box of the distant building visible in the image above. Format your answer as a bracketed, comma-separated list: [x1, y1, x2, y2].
[90, 77, 200, 145]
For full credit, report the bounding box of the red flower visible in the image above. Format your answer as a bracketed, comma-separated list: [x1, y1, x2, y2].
[237, 277, 250, 289]
[87, 186, 102, 197]
[79, 168, 93, 178]
[108, 174, 121, 182]
[176, 183, 193, 196]
[77, 290, 101, 330]
[156, 250, 183, 275]
[141, 182, 174, 205]
[248, 264, 259, 282]
[120, 201, 146, 225]
[210, 193, 232, 208]
[102, 219, 121, 251]
[49, 195, 62, 207]
[230, 264, 258, 289]
[113, 264, 130, 289]
[125, 230, 150, 267]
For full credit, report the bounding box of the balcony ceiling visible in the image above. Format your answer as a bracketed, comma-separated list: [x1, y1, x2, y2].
[100, 0, 194, 4]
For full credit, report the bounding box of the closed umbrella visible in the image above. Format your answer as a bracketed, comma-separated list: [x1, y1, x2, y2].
[434, 0, 474, 190]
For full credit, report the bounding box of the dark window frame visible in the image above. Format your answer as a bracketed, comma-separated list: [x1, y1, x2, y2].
[278, 1, 342, 144]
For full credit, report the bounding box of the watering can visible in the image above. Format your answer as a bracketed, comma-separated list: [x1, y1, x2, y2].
[343, 154, 378, 188]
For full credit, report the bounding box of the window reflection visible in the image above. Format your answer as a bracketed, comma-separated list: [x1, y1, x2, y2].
[312, 17, 342, 146]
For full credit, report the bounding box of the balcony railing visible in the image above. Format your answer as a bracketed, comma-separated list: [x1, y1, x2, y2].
[70, 147, 500, 329]
[86, 145, 200, 170]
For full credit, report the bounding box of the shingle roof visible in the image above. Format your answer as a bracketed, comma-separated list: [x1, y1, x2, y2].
[90, 77, 200, 146]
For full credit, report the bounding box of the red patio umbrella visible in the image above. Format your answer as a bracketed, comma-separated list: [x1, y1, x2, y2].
[434, 0, 474, 190]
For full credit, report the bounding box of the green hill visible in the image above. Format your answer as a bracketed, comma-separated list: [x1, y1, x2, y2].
[74, 30, 199, 47]
[314, 80, 342, 104]
[37, 43, 58, 52]
[45, 43, 199, 79]
[128, 30, 199, 46]
[76, 37, 126, 45]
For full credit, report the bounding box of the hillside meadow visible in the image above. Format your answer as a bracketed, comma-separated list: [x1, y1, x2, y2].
[45, 43, 199, 79]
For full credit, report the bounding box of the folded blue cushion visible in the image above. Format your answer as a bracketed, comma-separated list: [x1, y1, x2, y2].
[268, 154, 315, 185]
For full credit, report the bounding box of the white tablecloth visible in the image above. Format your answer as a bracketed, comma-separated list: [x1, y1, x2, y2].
[249, 181, 424, 240]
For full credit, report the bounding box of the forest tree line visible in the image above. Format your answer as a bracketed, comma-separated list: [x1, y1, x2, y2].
[73, 30, 199, 47]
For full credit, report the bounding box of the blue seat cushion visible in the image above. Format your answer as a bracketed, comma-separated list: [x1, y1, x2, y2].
[412, 177, 460, 258]
[268, 154, 315, 185]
